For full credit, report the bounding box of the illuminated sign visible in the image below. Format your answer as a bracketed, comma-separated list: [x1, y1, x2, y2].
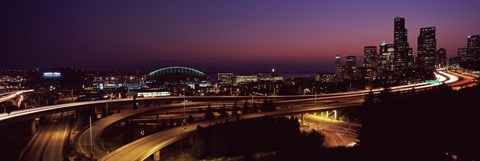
[43, 72, 62, 78]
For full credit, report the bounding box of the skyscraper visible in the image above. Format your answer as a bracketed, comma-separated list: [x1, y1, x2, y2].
[345, 55, 357, 80]
[334, 54, 344, 81]
[467, 35, 480, 61]
[458, 48, 470, 62]
[457, 35, 480, 63]
[335, 53, 341, 67]
[364, 46, 377, 69]
[364, 46, 377, 80]
[417, 27, 436, 70]
[467, 35, 480, 48]
[346, 56, 357, 69]
[378, 41, 395, 72]
[393, 16, 411, 70]
[435, 48, 447, 67]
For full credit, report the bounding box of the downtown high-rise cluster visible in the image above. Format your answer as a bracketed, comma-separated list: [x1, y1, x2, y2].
[335, 16, 449, 85]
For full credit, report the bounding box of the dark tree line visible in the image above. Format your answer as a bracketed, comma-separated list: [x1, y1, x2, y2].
[191, 116, 325, 160]
[359, 84, 480, 161]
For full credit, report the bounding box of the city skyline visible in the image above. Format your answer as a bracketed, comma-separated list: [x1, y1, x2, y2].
[2, 0, 480, 72]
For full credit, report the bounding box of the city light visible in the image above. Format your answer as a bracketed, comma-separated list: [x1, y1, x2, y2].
[2, 1, 480, 160]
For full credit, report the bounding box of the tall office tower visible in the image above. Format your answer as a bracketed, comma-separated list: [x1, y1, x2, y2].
[467, 35, 480, 61]
[364, 46, 378, 69]
[467, 35, 480, 48]
[364, 46, 377, 80]
[393, 16, 411, 70]
[378, 41, 395, 71]
[435, 48, 447, 67]
[334, 54, 344, 81]
[458, 48, 470, 62]
[335, 53, 341, 67]
[346, 56, 357, 69]
[417, 27, 437, 70]
[345, 55, 357, 80]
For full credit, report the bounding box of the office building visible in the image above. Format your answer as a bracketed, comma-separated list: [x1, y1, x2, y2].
[364, 46, 377, 69]
[378, 41, 395, 71]
[346, 56, 357, 69]
[393, 16, 412, 70]
[417, 27, 436, 70]
[218, 73, 234, 86]
[467, 35, 480, 61]
[436, 48, 447, 67]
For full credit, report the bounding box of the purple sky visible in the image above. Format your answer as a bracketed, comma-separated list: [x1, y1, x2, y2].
[1, 0, 480, 73]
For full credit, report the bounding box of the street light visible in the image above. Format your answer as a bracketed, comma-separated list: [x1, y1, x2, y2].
[183, 89, 186, 124]
[251, 94, 254, 106]
[180, 127, 187, 161]
[333, 110, 337, 121]
[89, 116, 93, 157]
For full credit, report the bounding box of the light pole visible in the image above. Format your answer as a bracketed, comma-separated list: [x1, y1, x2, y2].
[251, 94, 254, 106]
[89, 116, 93, 156]
[333, 110, 337, 121]
[180, 127, 187, 161]
[183, 89, 186, 124]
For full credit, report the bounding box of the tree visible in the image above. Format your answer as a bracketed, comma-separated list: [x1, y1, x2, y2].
[204, 104, 215, 120]
[242, 101, 250, 114]
[301, 129, 325, 148]
[268, 99, 276, 111]
[363, 90, 377, 105]
[261, 99, 276, 112]
[378, 85, 393, 103]
[192, 126, 207, 158]
[187, 115, 195, 124]
[261, 98, 268, 112]
[231, 101, 239, 116]
[4, 104, 13, 114]
[219, 104, 228, 118]
[169, 118, 175, 127]
[145, 100, 150, 107]
[160, 119, 168, 130]
[132, 95, 138, 110]
[252, 103, 258, 113]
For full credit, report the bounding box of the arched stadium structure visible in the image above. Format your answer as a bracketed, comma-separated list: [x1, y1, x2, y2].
[147, 66, 207, 83]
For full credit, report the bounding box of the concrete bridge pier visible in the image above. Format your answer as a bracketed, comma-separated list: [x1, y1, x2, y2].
[153, 151, 161, 161]
[30, 118, 36, 134]
[301, 114, 304, 125]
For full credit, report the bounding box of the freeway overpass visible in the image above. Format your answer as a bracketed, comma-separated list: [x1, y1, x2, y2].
[0, 89, 34, 103]
[0, 82, 438, 126]
[5, 70, 466, 160]
[98, 71, 465, 161]
[74, 78, 441, 158]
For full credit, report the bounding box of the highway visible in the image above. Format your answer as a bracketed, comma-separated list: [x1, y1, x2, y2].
[99, 71, 463, 161]
[301, 114, 360, 147]
[2, 69, 463, 160]
[98, 99, 365, 161]
[17, 111, 73, 161]
[74, 71, 458, 160]
[74, 102, 211, 158]
[74, 79, 440, 159]
[0, 89, 34, 103]
[0, 70, 456, 125]
[443, 70, 477, 87]
[0, 94, 339, 125]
